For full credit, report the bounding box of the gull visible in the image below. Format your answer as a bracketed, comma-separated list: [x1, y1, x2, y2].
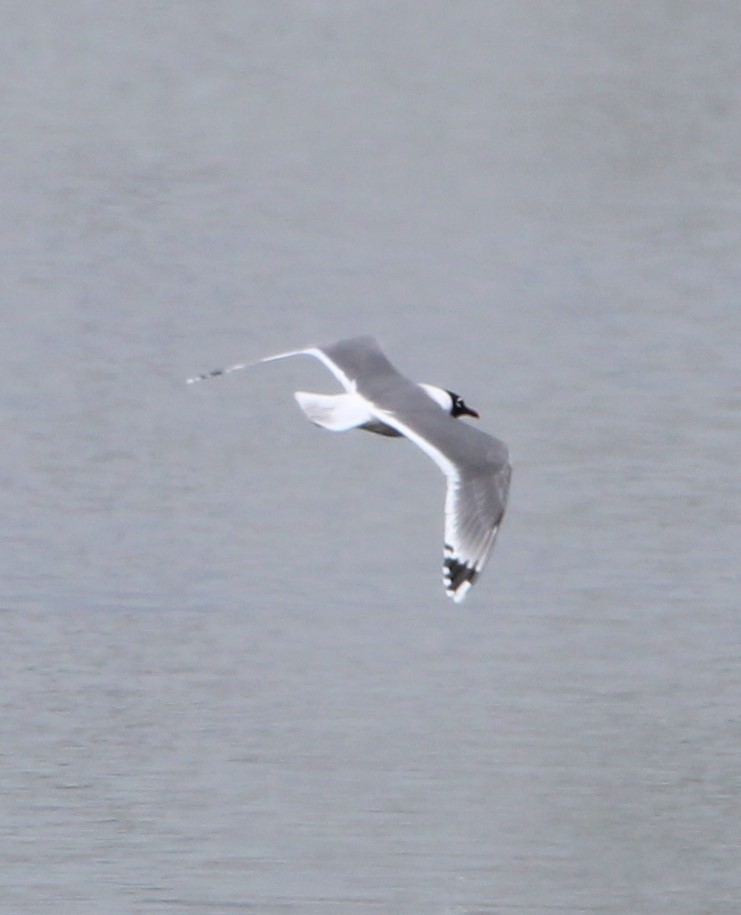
[188, 335, 511, 602]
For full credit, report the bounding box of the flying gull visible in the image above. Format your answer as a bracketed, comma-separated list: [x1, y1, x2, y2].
[188, 335, 511, 602]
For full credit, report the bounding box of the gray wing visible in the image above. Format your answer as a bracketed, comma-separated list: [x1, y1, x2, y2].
[442, 454, 511, 602]
[258, 335, 403, 394]
[315, 336, 404, 389]
[368, 398, 511, 602]
[189, 335, 406, 393]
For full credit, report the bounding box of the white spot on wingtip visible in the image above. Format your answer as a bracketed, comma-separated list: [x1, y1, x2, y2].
[451, 581, 472, 603]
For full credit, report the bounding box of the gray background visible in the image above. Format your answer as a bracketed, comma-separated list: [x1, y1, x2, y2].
[2, 2, 739, 913]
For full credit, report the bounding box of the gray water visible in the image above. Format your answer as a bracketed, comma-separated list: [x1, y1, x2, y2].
[2, 3, 740, 913]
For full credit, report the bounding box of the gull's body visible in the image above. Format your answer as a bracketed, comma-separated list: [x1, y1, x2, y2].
[189, 335, 511, 602]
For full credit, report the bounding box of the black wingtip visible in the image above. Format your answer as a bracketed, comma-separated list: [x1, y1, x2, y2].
[443, 544, 479, 602]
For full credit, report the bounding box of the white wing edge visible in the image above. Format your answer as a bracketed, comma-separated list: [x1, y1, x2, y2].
[371, 405, 501, 603]
[187, 345, 355, 393]
[261, 347, 356, 393]
[367, 406, 460, 481]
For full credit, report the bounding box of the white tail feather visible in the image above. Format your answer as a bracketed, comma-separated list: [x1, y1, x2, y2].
[294, 391, 373, 432]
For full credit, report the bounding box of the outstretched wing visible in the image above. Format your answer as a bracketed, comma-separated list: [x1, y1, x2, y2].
[188, 335, 511, 602]
[188, 335, 394, 396]
[260, 346, 355, 392]
[441, 461, 511, 602]
[369, 401, 511, 603]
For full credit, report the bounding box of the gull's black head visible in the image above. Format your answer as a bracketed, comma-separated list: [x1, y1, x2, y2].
[448, 390, 480, 419]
